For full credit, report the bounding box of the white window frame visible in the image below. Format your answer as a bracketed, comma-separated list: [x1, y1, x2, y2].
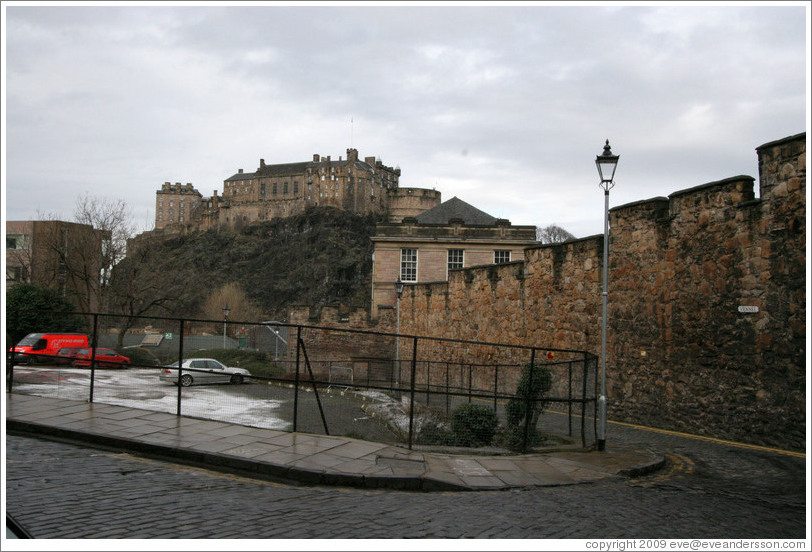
[494, 250, 511, 264]
[400, 248, 418, 282]
[447, 249, 464, 276]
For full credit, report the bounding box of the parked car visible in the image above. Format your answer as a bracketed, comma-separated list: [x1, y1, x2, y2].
[159, 358, 251, 387]
[71, 348, 131, 368]
[54, 347, 84, 365]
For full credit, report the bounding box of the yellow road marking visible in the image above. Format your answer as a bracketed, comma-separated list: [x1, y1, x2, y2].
[629, 453, 695, 487]
[603, 418, 806, 459]
[467, 398, 805, 458]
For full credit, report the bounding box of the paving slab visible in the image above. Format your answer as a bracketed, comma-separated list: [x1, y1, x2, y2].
[5, 393, 665, 492]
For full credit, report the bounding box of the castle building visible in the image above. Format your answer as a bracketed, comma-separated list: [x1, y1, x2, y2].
[155, 183, 203, 230]
[155, 148, 404, 232]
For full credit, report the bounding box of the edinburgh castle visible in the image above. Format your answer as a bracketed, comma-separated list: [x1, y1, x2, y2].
[155, 148, 441, 232]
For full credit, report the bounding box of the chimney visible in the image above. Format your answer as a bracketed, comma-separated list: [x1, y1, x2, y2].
[238, 169, 243, 174]
[313, 154, 320, 162]
[260, 159, 265, 168]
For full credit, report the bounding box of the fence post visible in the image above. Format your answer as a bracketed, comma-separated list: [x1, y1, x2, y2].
[493, 365, 499, 412]
[582, 352, 589, 448]
[176, 318, 185, 417]
[426, 361, 431, 406]
[445, 362, 450, 416]
[89, 313, 99, 403]
[8, 350, 16, 392]
[591, 353, 598, 446]
[407, 337, 418, 450]
[293, 326, 302, 432]
[467, 364, 473, 403]
[568, 360, 573, 437]
[522, 349, 537, 453]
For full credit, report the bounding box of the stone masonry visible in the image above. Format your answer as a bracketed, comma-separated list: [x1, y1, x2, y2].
[396, 132, 806, 451]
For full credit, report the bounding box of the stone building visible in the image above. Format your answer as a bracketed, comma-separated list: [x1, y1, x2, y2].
[155, 148, 404, 232]
[6, 220, 109, 312]
[154, 182, 203, 230]
[370, 196, 538, 318]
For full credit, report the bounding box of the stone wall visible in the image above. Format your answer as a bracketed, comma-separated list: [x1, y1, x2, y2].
[397, 132, 806, 451]
[285, 305, 397, 383]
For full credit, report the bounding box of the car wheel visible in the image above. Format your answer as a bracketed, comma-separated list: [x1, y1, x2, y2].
[180, 374, 194, 387]
[229, 374, 243, 385]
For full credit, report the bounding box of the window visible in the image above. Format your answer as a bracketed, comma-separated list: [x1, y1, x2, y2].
[494, 250, 511, 264]
[283, 182, 289, 194]
[448, 249, 464, 271]
[7, 234, 28, 250]
[260, 183, 266, 195]
[7, 266, 27, 282]
[294, 181, 299, 194]
[400, 248, 418, 282]
[273, 183, 278, 195]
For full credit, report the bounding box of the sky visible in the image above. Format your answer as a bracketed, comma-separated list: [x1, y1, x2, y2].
[2, 1, 809, 239]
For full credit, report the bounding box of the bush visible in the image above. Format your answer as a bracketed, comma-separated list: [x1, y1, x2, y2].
[504, 362, 553, 452]
[450, 403, 499, 447]
[414, 420, 454, 446]
[122, 347, 160, 367]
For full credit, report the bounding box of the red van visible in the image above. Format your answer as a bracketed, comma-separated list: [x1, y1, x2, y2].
[11, 333, 89, 365]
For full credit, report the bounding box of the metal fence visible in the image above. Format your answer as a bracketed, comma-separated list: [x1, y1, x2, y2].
[6, 312, 599, 452]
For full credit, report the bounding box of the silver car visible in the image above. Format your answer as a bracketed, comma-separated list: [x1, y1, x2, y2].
[159, 358, 251, 387]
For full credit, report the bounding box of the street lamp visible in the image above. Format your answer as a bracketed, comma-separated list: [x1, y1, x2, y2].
[395, 278, 404, 387]
[596, 139, 619, 452]
[222, 304, 231, 349]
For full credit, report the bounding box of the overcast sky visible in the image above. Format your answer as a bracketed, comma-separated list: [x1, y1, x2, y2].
[2, 2, 809, 238]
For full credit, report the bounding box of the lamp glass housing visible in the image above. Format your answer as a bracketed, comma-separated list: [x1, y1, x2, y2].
[595, 140, 619, 184]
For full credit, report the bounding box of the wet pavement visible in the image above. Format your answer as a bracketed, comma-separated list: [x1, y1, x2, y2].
[5, 393, 664, 491]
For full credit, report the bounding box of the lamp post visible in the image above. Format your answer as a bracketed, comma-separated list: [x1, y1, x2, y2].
[596, 139, 619, 452]
[395, 278, 404, 387]
[222, 304, 231, 349]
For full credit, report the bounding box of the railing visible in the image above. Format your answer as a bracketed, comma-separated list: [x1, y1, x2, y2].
[7, 312, 599, 452]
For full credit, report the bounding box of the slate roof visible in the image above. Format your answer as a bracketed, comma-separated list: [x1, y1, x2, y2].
[225, 158, 379, 182]
[414, 196, 498, 226]
[225, 171, 257, 182]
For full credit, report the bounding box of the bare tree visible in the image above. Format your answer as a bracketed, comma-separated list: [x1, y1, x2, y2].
[536, 224, 576, 244]
[201, 282, 262, 336]
[73, 193, 136, 309]
[19, 215, 109, 315]
[107, 234, 190, 350]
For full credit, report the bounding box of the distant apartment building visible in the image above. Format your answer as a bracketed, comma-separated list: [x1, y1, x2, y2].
[370, 197, 538, 318]
[155, 148, 404, 232]
[6, 220, 109, 311]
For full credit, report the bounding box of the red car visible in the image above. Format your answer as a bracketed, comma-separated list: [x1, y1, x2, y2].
[71, 348, 131, 368]
[55, 347, 85, 365]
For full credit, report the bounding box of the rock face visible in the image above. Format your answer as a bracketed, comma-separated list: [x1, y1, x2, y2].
[396, 133, 806, 451]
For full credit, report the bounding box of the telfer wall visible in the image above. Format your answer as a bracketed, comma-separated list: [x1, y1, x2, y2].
[398, 132, 806, 451]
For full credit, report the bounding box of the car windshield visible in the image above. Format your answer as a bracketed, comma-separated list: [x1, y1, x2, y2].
[16, 334, 43, 346]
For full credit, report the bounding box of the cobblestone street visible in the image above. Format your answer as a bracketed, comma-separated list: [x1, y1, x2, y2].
[5, 418, 806, 541]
